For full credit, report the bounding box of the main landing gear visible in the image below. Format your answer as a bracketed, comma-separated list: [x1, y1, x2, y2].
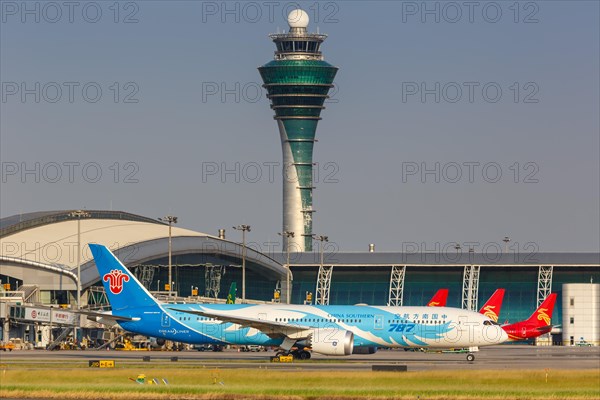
[276, 350, 311, 360]
[466, 353, 475, 362]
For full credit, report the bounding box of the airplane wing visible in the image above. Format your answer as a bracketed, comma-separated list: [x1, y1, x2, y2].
[172, 308, 312, 340]
[77, 310, 140, 324]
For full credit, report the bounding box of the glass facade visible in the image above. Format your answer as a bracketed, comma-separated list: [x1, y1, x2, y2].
[124, 253, 281, 302]
[290, 265, 600, 326]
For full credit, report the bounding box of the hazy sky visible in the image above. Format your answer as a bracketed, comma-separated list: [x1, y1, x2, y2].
[1, 1, 598, 253]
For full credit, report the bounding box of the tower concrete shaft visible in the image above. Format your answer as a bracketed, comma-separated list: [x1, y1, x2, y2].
[258, 10, 338, 252]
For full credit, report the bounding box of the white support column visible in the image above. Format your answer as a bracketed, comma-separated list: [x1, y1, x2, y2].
[462, 265, 481, 311]
[537, 265, 554, 306]
[388, 265, 406, 306]
[536, 265, 554, 346]
[315, 265, 333, 305]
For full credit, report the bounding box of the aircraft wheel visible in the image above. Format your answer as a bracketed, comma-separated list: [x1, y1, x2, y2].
[297, 350, 310, 360]
[304, 351, 311, 360]
[466, 353, 475, 362]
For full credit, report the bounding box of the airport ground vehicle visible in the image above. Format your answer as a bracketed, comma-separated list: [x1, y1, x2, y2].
[241, 345, 265, 352]
[194, 344, 223, 351]
[0, 342, 15, 351]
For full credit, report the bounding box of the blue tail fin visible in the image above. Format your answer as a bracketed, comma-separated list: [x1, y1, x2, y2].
[89, 244, 160, 312]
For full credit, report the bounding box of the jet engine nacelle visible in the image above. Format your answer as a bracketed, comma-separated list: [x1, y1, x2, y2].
[149, 337, 166, 349]
[309, 329, 354, 356]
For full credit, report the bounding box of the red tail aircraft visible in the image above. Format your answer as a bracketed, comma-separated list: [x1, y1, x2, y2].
[479, 289, 505, 322]
[427, 289, 449, 307]
[502, 293, 557, 340]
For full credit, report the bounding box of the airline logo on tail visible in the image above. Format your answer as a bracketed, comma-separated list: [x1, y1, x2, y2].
[482, 305, 499, 322]
[103, 269, 130, 294]
[536, 308, 551, 325]
[428, 301, 440, 306]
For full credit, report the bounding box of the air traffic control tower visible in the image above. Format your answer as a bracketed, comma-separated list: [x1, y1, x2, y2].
[259, 9, 338, 252]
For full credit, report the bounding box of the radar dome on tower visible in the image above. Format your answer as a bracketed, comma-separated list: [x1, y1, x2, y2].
[288, 9, 309, 28]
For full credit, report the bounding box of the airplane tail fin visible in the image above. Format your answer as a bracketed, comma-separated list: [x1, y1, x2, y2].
[526, 293, 557, 327]
[226, 282, 237, 304]
[89, 244, 161, 312]
[427, 289, 449, 307]
[479, 289, 505, 322]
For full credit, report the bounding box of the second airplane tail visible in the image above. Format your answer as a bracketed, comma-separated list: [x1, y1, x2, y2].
[226, 282, 237, 304]
[89, 244, 161, 312]
[479, 289, 505, 322]
[427, 289, 449, 307]
[526, 293, 557, 327]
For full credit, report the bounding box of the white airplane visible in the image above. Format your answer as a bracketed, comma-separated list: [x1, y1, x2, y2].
[88, 244, 507, 361]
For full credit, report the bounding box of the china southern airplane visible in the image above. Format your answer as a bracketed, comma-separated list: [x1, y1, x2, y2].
[88, 244, 508, 361]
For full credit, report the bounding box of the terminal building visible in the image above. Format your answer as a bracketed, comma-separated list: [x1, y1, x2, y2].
[1, 210, 599, 347]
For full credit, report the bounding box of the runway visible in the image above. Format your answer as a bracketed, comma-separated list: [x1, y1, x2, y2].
[1, 345, 598, 371]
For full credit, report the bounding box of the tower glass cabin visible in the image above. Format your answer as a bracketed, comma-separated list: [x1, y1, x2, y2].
[259, 10, 338, 252]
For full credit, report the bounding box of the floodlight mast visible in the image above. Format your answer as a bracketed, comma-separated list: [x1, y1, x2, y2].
[159, 215, 178, 297]
[278, 230, 295, 303]
[69, 209, 90, 346]
[233, 224, 251, 302]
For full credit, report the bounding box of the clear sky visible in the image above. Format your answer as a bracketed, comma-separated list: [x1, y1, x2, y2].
[1, 1, 598, 253]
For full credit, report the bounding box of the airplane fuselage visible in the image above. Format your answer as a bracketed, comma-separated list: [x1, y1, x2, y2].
[119, 303, 506, 350]
[502, 321, 552, 340]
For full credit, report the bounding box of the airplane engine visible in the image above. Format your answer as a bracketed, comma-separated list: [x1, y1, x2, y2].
[308, 329, 354, 356]
[149, 337, 165, 349]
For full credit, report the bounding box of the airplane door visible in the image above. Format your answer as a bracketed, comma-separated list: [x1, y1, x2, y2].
[521, 326, 527, 337]
[374, 315, 384, 330]
[161, 313, 170, 328]
[258, 313, 267, 321]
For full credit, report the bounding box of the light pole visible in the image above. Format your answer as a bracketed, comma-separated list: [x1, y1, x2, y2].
[69, 210, 90, 347]
[69, 210, 91, 310]
[312, 234, 329, 272]
[233, 224, 251, 302]
[503, 236, 510, 252]
[159, 215, 178, 297]
[454, 243, 461, 254]
[278, 231, 295, 304]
